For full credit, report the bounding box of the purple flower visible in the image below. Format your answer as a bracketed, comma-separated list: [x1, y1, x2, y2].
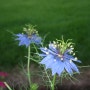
[39, 40, 81, 76]
[0, 82, 6, 88]
[0, 72, 8, 77]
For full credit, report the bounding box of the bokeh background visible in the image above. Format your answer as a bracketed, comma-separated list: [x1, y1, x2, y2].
[0, 0, 90, 70]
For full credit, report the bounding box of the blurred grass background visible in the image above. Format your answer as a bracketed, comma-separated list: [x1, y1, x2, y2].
[0, 0, 90, 70]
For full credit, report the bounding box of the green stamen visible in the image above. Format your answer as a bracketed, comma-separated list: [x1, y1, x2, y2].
[56, 38, 74, 55]
[23, 24, 38, 37]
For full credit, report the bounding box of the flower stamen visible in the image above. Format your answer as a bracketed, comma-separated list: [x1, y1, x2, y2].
[61, 58, 64, 61]
[44, 47, 47, 50]
[74, 57, 78, 61]
[70, 59, 72, 63]
[58, 54, 63, 58]
[46, 52, 49, 55]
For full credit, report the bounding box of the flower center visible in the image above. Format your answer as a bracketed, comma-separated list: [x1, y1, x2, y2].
[23, 24, 38, 38]
[58, 54, 64, 61]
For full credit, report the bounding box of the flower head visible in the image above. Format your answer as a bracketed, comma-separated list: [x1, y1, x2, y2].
[15, 25, 42, 47]
[39, 39, 81, 76]
[0, 72, 8, 77]
[0, 82, 6, 88]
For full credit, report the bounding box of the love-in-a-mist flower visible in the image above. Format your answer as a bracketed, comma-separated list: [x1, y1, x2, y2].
[15, 25, 42, 47]
[39, 39, 81, 76]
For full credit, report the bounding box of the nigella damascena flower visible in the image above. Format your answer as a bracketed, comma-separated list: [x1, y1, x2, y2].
[39, 39, 81, 76]
[15, 25, 42, 47]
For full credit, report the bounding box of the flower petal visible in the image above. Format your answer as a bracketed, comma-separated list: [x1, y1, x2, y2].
[57, 63, 65, 75]
[40, 55, 53, 65]
[51, 60, 62, 75]
[31, 34, 42, 44]
[49, 43, 58, 53]
[64, 61, 73, 75]
[70, 61, 79, 73]
[39, 54, 47, 57]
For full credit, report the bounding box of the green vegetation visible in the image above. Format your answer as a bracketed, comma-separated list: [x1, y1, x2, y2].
[0, 0, 90, 69]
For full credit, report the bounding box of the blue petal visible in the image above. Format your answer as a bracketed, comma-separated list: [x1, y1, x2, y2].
[34, 37, 42, 44]
[51, 60, 61, 75]
[57, 62, 65, 75]
[64, 49, 72, 54]
[39, 54, 47, 57]
[49, 43, 58, 53]
[40, 47, 48, 54]
[48, 49, 57, 55]
[45, 58, 55, 69]
[20, 37, 30, 47]
[31, 34, 42, 44]
[72, 59, 81, 63]
[70, 62, 79, 73]
[64, 53, 81, 63]
[76, 60, 81, 63]
[15, 33, 23, 37]
[40, 54, 53, 65]
[15, 34, 31, 47]
[45, 56, 60, 69]
[64, 61, 73, 75]
[64, 54, 74, 61]
[40, 47, 58, 56]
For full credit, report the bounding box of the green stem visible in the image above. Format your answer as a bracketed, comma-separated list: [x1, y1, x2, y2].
[27, 45, 31, 85]
[33, 43, 38, 53]
[44, 68, 52, 87]
[51, 74, 56, 90]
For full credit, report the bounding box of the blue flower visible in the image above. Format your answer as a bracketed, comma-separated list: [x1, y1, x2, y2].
[39, 40, 81, 76]
[15, 33, 42, 47]
[15, 25, 42, 47]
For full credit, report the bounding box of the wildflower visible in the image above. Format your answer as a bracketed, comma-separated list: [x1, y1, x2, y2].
[0, 82, 6, 88]
[15, 25, 42, 47]
[39, 39, 81, 76]
[0, 72, 8, 77]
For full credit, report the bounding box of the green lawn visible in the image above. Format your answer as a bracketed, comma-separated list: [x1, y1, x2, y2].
[0, 0, 90, 69]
